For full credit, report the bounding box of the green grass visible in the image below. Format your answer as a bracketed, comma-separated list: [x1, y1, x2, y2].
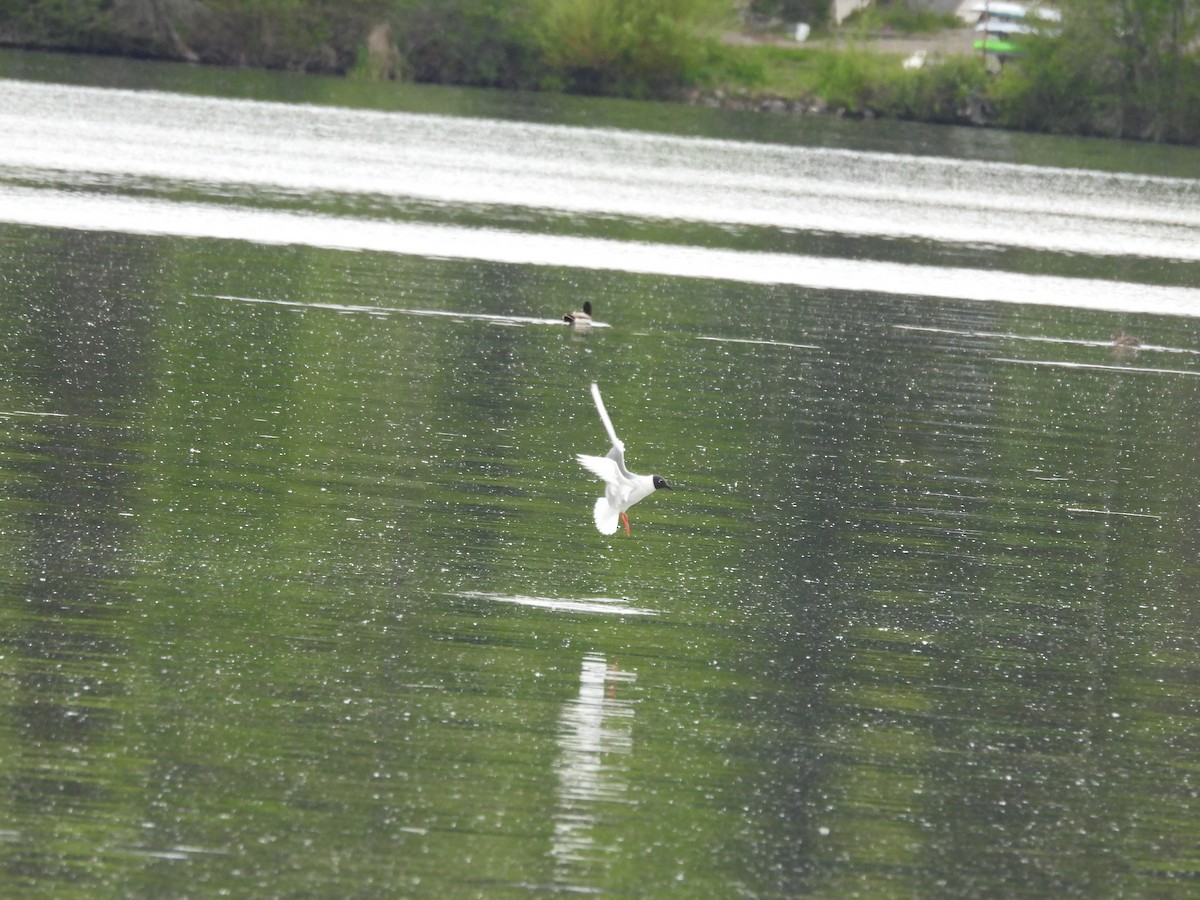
[703, 39, 989, 121]
[706, 42, 899, 96]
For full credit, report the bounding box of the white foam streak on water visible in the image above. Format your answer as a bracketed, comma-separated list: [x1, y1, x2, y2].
[3, 79, 1200, 315]
[994, 358, 1200, 378]
[456, 592, 657, 616]
[3, 185, 1199, 317]
[215, 293, 605, 327]
[3, 80, 1200, 262]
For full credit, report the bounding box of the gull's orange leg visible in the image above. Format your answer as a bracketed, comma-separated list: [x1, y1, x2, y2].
[620, 511, 630, 536]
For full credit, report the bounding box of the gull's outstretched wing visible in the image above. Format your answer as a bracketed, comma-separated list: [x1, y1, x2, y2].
[591, 382, 629, 476]
[591, 382, 623, 449]
[576, 453, 620, 485]
[578, 453, 625, 535]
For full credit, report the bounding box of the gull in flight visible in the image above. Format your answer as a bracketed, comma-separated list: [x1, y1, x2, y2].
[576, 381, 672, 536]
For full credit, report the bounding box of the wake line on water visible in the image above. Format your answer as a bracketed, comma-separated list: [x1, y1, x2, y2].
[212, 294, 610, 327]
[994, 358, 1200, 378]
[894, 325, 1200, 356]
[455, 591, 657, 616]
[3, 186, 1200, 318]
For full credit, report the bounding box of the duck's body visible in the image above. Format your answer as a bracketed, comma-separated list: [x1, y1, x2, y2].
[576, 381, 670, 536]
[1113, 330, 1141, 348]
[563, 301, 592, 328]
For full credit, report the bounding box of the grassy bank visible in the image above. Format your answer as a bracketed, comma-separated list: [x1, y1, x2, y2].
[701, 41, 991, 126]
[1, 0, 1197, 144]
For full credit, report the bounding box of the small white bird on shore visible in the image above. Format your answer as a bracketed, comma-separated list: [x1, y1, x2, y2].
[576, 381, 671, 536]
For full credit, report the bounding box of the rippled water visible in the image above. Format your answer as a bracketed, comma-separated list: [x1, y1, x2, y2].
[1, 50, 1199, 897]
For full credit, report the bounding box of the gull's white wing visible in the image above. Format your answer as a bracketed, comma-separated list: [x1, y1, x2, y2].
[591, 382, 630, 476]
[578, 452, 634, 506]
[579, 454, 626, 534]
[605, 442, 627, 473]
[576, 453, 620, 485]
[591, 382, 624, 451]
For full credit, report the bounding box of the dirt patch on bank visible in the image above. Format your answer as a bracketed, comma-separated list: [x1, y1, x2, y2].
[848, 27, 977, 57]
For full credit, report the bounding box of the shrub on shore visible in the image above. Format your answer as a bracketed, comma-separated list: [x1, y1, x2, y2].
[531, 0, 730, 96]
[892, 56, 989, 124]
[988, 1, 1200, 144]
[700, 42, 988, 125]
[381, 0, 544, 88]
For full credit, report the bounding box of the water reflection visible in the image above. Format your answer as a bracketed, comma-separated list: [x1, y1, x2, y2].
[1, 53, 1200, 898]
[551, 654, 636, 889]
[0, 234, 151, 885]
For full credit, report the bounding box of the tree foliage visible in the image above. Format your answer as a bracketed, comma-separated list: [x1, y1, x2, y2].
[532, 0, 730, 96]
[0, 0, 113, 51]
[385, 0, 543, 88]
[186, 0, 380, 71]
[992, 0, 1200, 142]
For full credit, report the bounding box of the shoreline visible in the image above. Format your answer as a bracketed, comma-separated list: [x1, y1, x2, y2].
[1, 30, 1197, 148]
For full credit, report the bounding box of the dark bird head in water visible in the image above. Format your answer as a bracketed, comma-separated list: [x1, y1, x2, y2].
[564, 300, 593, 325]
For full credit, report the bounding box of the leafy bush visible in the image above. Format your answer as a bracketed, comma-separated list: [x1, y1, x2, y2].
[893, 56, 988, 123]
[385, 0, 544, 89]
[170, 0, 384, 72]
[988, 0, 1200, 143]
[988, 32, 1104, 135]
[807, 48, 986, 121]
[811, 43, 893, 112]
[0, 0, 113, 48]
[533, 0, 730, 97]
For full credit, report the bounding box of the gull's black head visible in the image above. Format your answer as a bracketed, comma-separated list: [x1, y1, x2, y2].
[653, 475, 672, 491]
[582, 300, 592, 316]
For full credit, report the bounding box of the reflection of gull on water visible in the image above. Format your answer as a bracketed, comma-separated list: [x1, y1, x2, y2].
[551, 654, 636, 882]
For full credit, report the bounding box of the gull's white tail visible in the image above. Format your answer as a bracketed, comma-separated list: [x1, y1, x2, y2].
[590, 381, 622, 451]
[593, 496, 620, 535]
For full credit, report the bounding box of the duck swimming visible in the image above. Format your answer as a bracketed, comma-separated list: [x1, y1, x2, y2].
[563, 301, 593, 328]
[1112, 330, 1141, 348]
